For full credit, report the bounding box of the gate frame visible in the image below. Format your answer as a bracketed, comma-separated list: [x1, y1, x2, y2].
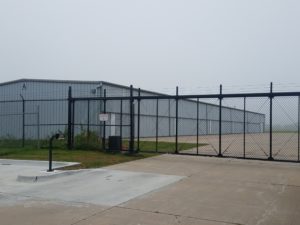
[67, 84, 300, 163]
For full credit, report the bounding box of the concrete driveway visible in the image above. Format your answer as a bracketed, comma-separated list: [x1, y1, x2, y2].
[1, 155, 300, 225]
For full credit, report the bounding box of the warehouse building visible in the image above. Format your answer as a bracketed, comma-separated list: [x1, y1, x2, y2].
[0, 79, 265, 142]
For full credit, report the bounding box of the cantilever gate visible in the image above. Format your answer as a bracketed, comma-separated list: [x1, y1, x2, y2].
[68, 85, 300, 163]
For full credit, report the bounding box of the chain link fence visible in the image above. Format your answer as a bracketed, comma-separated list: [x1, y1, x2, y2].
[0, 84, 299, 163]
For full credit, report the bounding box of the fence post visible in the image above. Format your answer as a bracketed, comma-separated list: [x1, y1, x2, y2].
[20, 95, 25, 147]
[129, 85, 134, 153]
[67, 86, 73, 149]
[243, 97, 246, 158]
[87, 100, 90, 141]
[137, 88, 141, 152]
[120, 99, 123, 142]
[37, 105, 40, 149]
[156, 98, 159, 152]
[102, 89, 107, 151]
[175, 86, 179, 154]
[230, 109, 233, 134]
[268, 82, 274, 160]
[218, 85, 223, 157]
[168, 99, 171, 136]
[206, 104, 209, 134]
[298, 95, 300, 162]
[196, 98, 199, 155]
[71, 97, 75, 149]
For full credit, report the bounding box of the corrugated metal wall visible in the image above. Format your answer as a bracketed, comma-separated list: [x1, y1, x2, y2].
[0, 80, 265, 139]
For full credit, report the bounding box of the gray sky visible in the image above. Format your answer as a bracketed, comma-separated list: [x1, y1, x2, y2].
[0, 0, 300, 94]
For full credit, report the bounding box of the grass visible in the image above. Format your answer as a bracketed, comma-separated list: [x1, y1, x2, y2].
[272, 130, 298, 133]
[0, 147, 158, 169]
[0, 140, 205, 169]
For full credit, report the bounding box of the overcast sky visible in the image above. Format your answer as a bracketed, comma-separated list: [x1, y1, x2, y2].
[0, 0, 299, 94]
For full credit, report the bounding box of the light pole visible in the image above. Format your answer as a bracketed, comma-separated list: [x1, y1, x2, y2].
[48, 133, 64, 172]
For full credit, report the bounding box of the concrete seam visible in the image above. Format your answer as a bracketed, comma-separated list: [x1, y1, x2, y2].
[69, 206, 116, 225]
[116, 205, 244, 225]
[215, 179, 300, 188]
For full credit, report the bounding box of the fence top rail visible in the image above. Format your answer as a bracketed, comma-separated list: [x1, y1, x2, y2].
[1, 91, 298, 103]
[70, 91, 300, 101]
[0, 98, 68, 103]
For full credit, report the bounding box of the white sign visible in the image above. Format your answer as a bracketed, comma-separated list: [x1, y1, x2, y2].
[110, 113, 116, 136]
[99, 113, 109, 121]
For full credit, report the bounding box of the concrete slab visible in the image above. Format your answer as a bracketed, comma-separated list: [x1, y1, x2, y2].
[1, 155, 300, 225]
[0, 159, 184, 206]
[0, 159, 80, 185]
[0, 195, 107, 225]
[107, 155, 300, 225]
[17, 170, 84, 182]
